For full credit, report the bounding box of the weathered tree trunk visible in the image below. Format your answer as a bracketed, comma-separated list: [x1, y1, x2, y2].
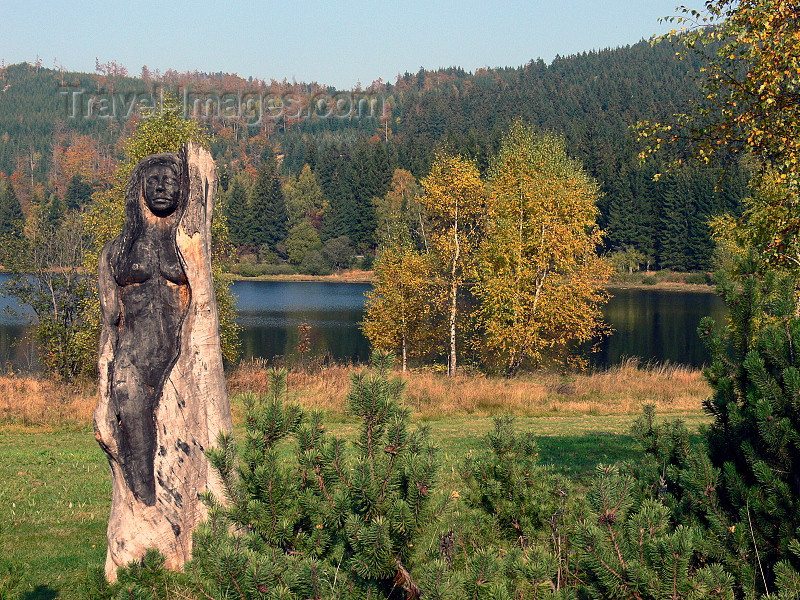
[95, 143, 231, 581]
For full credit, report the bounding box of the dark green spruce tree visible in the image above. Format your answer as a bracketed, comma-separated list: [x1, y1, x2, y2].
[223, 177, 250, 248]
[45, 193, 64, 228]
[658, 174, 695, 271]
[319, 145, 358, 243]
[0, 180, 24, 239]
[249, 150, 288, 253]
[64, 173, 94, 210]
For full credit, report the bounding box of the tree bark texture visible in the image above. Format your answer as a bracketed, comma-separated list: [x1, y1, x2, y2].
[94, 143, 232, 581]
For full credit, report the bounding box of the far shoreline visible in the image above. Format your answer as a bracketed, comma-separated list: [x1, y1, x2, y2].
[606, 281, 716, 293]
[228, 269, 374, 284]
[2, 266, 718, 293]
[227, 269, 718, 293]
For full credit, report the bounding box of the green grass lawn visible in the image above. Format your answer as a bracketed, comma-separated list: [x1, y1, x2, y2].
[0, 411, 709, 599]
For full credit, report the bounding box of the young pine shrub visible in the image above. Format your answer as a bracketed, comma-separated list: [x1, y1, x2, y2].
[625, 404, 736, 562]
[576, 464, 734, 600]
[192, 355, 446, 600]
[82, 549, 196, 600]
[413, 416, 579, 600]
[188, 371, 309, 598]
[463, 416, 576, 595]
[698, 267, 800, 596]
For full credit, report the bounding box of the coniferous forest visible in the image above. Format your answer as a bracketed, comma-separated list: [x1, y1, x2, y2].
[0, 38, 748, 273]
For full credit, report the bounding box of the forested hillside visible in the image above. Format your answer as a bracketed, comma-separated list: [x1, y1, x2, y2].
[0, 39, 748, 271]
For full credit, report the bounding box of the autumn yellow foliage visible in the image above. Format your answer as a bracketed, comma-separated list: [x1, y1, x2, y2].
[418, 154, 485, 375]
[476, 122, 612, 374]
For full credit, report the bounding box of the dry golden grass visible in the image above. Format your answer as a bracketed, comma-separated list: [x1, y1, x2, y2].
[227, 360, 356, 421]
[229, 356, 710, 420]
[399, 358, 707, 417]
[0, 375, 96, 427]
[0, 357, 710, 428]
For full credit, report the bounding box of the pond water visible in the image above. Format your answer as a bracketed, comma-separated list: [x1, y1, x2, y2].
[595, 287, 727, 368]
[0, 276, 728, 372]
[235, 281, 372, 365]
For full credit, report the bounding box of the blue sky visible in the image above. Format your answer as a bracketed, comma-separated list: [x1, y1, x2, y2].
[2, 1, 688, 89]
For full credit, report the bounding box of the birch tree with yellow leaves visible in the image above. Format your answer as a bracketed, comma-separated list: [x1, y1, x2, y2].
[476, 122, 611, 375]
[419, 153, 485, 376]
[639, 0, 800, 274]
[363, 170, 438, 371]
[362, 236, 436, 371]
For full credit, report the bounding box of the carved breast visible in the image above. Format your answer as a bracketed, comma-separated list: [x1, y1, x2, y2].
[114, 234, 187, 287]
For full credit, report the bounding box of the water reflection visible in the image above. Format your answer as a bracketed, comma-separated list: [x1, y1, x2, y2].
[0, 277, 728, 372]
[593, 288, 727, 368]
[234, 281, 371, 364]
[0, 275, 38, 371]
[0, 323, 37, 371]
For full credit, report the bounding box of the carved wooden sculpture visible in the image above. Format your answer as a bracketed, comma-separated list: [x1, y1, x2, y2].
[95, 143, 232, 581]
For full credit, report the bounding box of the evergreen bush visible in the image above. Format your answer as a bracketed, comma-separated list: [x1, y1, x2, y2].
[192, 355, 444, 599]
[697, 266, 800, 595]
[89, 354, 798, 599]
[456, 416, 579, 599]
[577, 464, 734, 600]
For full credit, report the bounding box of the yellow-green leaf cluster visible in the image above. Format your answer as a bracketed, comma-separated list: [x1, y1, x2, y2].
[476, 121, 611, 374]
[419, 153, 485, 374]
[120, 94, 208, 184]
[711, 169, 800, 272]
[639, 0, 800, 189]
[364, 125, 610, 375]
[374, 169, 422, 244]
[362, 237, 439, 371]
[419, 154, 485, 280]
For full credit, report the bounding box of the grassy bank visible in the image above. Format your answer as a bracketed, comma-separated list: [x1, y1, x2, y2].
[1, 414, 710, 599]
[608, 270, 716, 292]
[226, 266, 717, 292]
[1, 358, 710, 427]
[228, 268, 374, 283]
[0, 361, 711, 598]
[230, 357, 709, 419]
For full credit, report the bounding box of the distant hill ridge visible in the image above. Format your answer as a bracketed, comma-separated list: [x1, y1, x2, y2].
[0, 39, 747, 271]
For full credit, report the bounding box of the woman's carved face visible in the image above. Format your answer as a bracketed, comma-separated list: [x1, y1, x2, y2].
[144, 164, 180, 217]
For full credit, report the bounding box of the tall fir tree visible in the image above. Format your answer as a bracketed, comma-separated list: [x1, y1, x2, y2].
[64, 173, 93, 210]
[607, 166, 659, 268]
[45, 193, 64, 228]
[0, 180, 24, 239]
[658, 174, 694, 271]
[319, 145, 357, 242]
[222, 176, 250, 248]
[249, 150, 288, 253]
[606, 176, 639, 251]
